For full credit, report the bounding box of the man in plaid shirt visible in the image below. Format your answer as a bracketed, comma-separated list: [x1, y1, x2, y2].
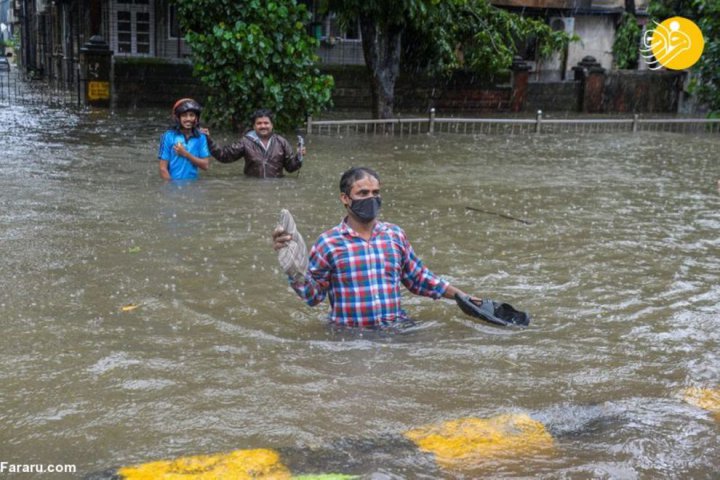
[273, 167, 473, 328]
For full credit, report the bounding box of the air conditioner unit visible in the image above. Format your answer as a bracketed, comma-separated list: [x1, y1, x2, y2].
[549, 17, 575, 36]
[36, 0, 49, 14]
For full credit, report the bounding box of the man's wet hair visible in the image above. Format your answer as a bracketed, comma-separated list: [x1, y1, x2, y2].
[251, 108, 274, 124]
[339, 167, 380, 195]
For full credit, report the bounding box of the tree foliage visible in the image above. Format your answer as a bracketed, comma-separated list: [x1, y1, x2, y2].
[691, 0, 720, 113]
[648, 0, 720, 113]
[323, 0, 428, 118]
[402, 0, 571, 78]
[174, 0, 334, 131]
[646, 0, 694, 19]
[612, 13, 642, 69]
[326, 0, 571, 118]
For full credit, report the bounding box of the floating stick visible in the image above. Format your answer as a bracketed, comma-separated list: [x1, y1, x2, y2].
[465, 206, 532, 225]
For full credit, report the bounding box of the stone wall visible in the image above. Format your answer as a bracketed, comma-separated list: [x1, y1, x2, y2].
[323, 66, 372, 110]
[410, 70, 512, 113]
[113, 59, 207, 109]
[320, 63, 685, 115]
[525, 81, 581, 112]
[604, 70, 684, 113]
[111, 59, 686, 115]
[326, 65, 513, 114]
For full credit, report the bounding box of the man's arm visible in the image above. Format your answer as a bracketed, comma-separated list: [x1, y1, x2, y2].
[278, 136, 303, 173]
[159, 160, 171, 180]
[405, 264, 477, 302]
[399, 229, 449, 299]
[273, 227, 329, 305]
[442, 284, 471, 300]
[158, 132, 173, 179]
[397, 228, 476, 301]
[206, 135, 245, 163]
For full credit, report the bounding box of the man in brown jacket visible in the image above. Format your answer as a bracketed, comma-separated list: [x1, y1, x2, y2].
[205, 109, 305, 178]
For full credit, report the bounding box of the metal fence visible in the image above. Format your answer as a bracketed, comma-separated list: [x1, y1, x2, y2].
[0, 69, 81, 107]
[307, 110, 720, 136]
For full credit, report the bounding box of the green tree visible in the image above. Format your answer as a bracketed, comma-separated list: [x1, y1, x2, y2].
[647, 0, 694, 19]
[692, 0, 720, 113]
[402, 1, 571, 77]
[613, 13, 642, 69]
[174, 0, 334, 131]
[326, 0, 570, 118]
[648, 0, 720, 113]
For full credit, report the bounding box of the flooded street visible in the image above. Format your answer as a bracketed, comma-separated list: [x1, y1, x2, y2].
[1, 103, 719, 478]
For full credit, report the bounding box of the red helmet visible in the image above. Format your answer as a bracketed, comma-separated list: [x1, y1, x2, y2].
[172, 98, 202, 121]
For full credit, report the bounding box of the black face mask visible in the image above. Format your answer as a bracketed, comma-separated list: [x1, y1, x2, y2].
[349, 196, 382, 222]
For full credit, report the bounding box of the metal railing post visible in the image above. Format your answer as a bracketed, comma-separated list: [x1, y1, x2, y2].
[306, 116, 313, 135]
[535, 110, 543, 134]
[428, 108, 436, 135]
[632, 114, 639, 133]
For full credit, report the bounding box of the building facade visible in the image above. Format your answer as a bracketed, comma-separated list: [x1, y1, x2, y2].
[12, 0, 662, 111]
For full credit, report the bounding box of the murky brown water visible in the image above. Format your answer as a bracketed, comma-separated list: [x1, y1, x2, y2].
[1, 104, 719, 479]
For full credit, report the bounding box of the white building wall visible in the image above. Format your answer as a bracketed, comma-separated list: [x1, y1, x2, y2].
[568, 15, 617, 72]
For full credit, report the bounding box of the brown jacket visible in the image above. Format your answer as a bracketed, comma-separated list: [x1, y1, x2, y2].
[207, 131, 302, 178]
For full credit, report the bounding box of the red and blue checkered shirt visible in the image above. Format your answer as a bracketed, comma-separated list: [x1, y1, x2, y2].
[291, 219, 449, 327]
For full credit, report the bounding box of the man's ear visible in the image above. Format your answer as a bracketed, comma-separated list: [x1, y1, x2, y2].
[339, 192, 351, 208]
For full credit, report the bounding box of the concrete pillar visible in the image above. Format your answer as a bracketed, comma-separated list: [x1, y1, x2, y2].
[79, 35, 113, 107]
[572, 56, 606, 114]
[510, 56, 531, 113]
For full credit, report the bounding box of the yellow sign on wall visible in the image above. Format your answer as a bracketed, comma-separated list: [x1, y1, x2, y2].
[88, 81, 110, 101]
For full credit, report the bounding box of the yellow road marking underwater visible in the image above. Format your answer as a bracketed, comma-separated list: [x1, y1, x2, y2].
[682, 387, 720, 420]
[107, 414, 554, 479]
[294, 476, 357, 480]
[403, 413, 555, 469]
[117, 449, 291, 479]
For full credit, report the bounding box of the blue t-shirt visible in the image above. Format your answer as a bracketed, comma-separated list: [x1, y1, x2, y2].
[158, 129, 210, 180]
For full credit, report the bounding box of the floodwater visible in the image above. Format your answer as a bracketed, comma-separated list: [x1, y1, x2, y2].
[1, 103, 719, 479]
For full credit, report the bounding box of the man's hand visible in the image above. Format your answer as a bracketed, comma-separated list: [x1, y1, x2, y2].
[274, 210, 308, 284]
[172, 141, 210, 171]
[173, 142, 189, 158]
[444, 285, 480, 303]
[272, 226, 292, 251]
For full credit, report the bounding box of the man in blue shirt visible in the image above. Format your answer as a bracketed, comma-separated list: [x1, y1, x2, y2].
[158, 98, 211, 180]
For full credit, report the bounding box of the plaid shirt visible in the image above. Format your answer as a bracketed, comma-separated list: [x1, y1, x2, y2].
[291, 219, 449, 327]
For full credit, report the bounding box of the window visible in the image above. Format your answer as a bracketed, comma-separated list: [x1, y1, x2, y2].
[168, 4, 181, 40]
[114, 0, 154, 56]
[344, 19, 360, 40]
[322, 12, 361, 42]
